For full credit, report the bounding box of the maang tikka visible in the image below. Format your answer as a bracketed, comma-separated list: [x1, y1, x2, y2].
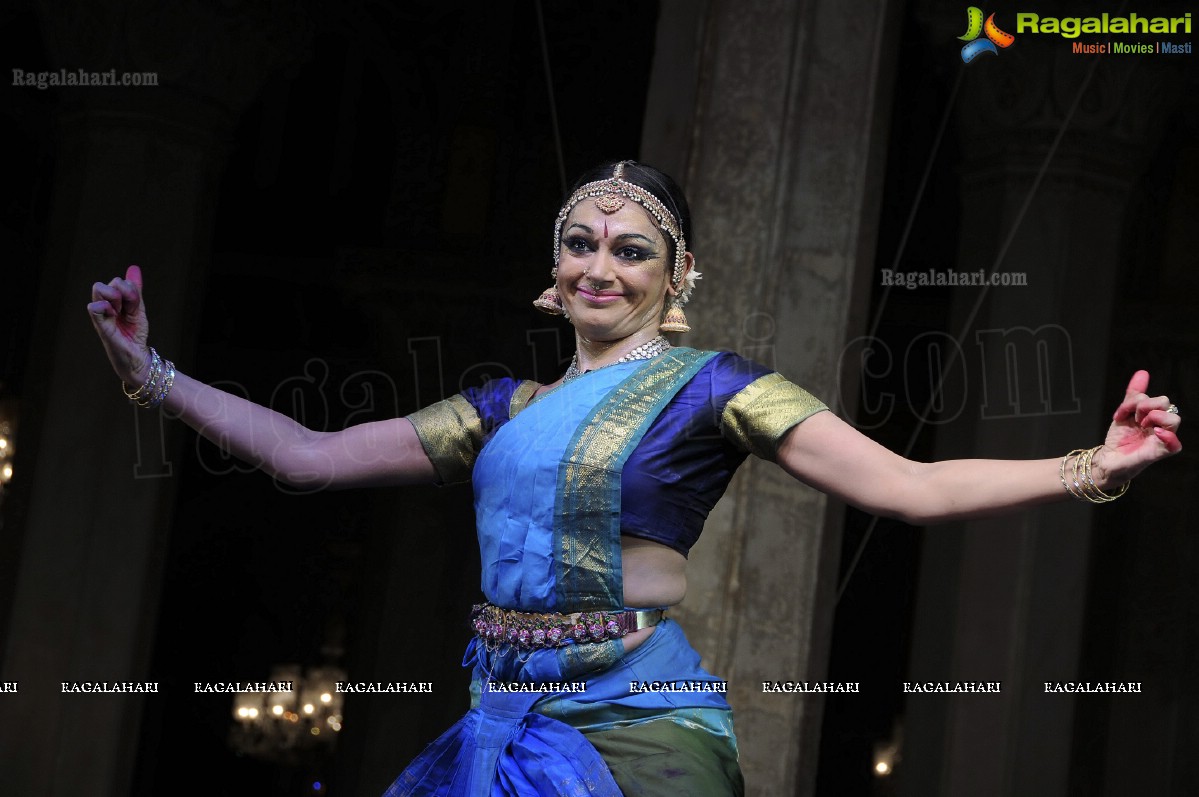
[533, 161, 700, 331]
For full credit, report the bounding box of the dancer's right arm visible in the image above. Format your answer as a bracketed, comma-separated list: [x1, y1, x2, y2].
[88, 266, 438, 489]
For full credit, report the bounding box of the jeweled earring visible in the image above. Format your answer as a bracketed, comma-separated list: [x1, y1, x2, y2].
[533, 285, 564, 315]
[659, 299, 690, 333]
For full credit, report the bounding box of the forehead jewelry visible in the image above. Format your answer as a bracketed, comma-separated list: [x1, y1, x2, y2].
[552, 162, 688, 292]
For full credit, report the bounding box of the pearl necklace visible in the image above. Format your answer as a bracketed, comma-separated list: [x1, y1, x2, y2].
[561, 336, 672, 384]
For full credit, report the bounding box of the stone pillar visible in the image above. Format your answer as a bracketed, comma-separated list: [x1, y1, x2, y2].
[898, 24, 1182, 797]
[0, 4, 309, 794]
[641, 1, 903, 793]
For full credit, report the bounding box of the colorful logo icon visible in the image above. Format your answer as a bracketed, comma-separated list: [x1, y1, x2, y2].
[959, 7, 1015, 62]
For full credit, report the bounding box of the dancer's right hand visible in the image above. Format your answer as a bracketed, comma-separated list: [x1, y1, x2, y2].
[88, 264, 151, 385]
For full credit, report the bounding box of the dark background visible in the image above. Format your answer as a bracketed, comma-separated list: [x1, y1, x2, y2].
[1, 1, 1196, 795]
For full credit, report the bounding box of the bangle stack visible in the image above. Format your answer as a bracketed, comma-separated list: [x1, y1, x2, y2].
[121, 347, 176, 409]
[1060, 446, 1129, 503]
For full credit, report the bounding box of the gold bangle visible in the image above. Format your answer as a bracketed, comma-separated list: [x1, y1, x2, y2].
[121, 347, 176, 409]
[144, 361, 175, 409]
[1059, 448, 1088, 500]
[1061, 446, 1129, 503]
[1082, 445, 1129, 502]
[1075, 448, 1107, 502]
[122, 348, 161, 400]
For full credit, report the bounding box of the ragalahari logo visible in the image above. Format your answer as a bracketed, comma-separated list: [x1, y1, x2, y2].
[959, 7, 1016, 62]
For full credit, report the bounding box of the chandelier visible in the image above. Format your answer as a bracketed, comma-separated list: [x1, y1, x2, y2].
[228, 662, 347, 766]
[0, 403, 14, 500]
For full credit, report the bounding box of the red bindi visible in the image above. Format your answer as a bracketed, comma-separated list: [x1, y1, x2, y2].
[603, 220, 608, 238]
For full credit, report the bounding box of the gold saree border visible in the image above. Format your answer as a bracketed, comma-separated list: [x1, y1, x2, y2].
[555, 348, 717, 612]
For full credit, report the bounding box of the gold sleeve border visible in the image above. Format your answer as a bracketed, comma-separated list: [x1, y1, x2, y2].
[406, 394, 483, 484]
[720, 373, 828, 461]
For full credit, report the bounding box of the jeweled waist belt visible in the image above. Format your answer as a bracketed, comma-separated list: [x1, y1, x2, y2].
[471, 601, 665, 650]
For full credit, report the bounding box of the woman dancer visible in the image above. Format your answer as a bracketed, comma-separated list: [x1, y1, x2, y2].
[89, 161, 1181, 796]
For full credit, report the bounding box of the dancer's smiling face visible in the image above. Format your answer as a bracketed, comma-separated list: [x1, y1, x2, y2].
[556, 201, 677, 342]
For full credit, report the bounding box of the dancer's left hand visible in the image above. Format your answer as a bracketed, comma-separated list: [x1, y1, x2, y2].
[1093, 370, 1182, 488]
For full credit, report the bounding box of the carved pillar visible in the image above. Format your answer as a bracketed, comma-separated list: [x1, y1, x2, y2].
[899, 16, 1184, 796]
[641, 0, 902, 793]
[0, 3, 310, 794]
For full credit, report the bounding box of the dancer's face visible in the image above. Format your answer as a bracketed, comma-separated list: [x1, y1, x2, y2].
[557, 201, 676, 342]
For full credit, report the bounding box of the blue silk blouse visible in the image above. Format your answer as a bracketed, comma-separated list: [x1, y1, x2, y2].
[417, 351, 826, 557]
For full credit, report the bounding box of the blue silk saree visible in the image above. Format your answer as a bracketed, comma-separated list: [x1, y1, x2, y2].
[389, 349, 826, 796]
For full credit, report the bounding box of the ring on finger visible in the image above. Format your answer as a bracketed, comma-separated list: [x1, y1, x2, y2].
[1166, 404, 1179, 415]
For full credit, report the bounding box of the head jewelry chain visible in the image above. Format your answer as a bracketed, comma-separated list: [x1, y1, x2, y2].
[551, 161, 696, 306]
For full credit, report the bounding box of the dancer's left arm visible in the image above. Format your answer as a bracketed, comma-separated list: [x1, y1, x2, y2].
[775, 370, 1182, 525]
